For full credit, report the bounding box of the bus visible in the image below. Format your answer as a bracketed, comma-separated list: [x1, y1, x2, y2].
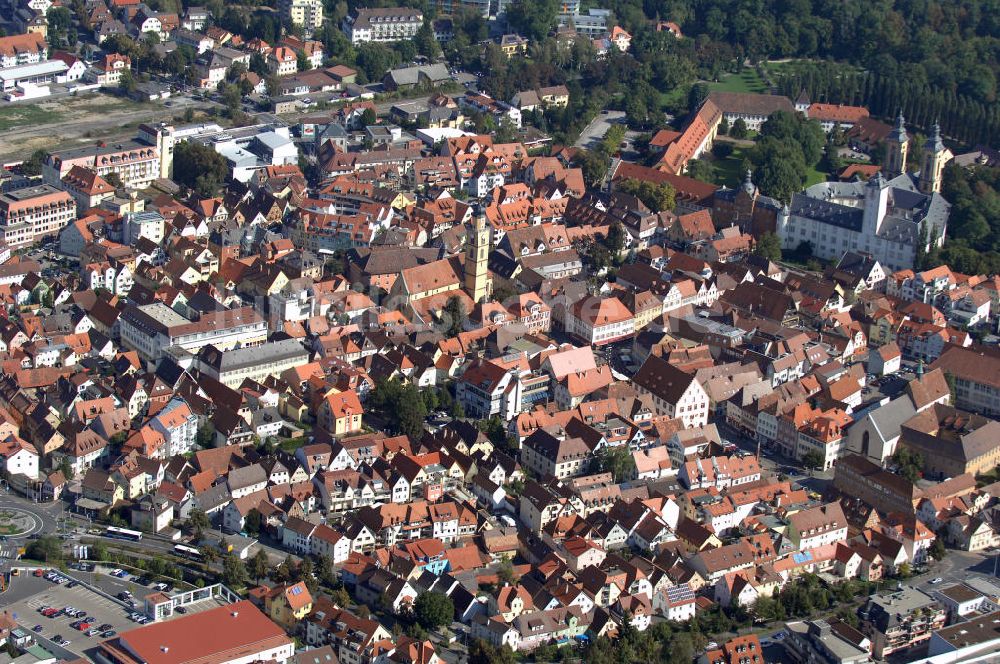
[172, 544, 203, 561]
[104, 526, 143, 542]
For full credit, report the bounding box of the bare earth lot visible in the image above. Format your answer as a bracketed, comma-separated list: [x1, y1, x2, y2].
[0, 93, 185, 164]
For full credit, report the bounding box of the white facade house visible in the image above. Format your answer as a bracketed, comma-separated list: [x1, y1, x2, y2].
[343, 8, 423, 44]
[280, 0, 323, 31]
[148, 399, 198, 457]
[633, 354, 710, 428]
[0, 437, 40, 480]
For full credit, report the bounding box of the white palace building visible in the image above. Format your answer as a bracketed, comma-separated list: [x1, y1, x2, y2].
[777, 117, 952, 272]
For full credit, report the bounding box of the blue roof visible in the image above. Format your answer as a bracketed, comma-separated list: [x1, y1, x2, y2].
[792, 551, 814, 564]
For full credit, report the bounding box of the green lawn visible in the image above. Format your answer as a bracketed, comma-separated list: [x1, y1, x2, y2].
[0, 104, 65, 131]
[712, 146, 750, 187]
[706, 70, 769, 94]
[804, 163, 828, 188]
[659, 69, 769, 114]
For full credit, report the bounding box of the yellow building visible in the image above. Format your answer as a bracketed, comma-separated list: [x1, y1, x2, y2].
[279, 0, 323, 32]
[464, 211, 491, 303]
[258, 581, 313, 631]
[918, 123, 952, 194]
[883, 112, 909, 177]
[498, 34, 528, 58]
[318, 389, 364, 437]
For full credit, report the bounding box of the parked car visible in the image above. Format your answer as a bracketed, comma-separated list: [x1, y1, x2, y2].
[98, 624, 112, 631]
[102, 630, 116, 638]
[175, 606, 187, 614]
[32, 625, 43, 633]
[86, 628, 100, 637]
[931, 577, 944, 584]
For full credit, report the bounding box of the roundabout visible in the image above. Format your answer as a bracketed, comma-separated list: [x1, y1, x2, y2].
[0, 507, 44, 539]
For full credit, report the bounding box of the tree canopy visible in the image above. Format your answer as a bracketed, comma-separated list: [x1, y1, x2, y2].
[617, 178, 676, 213]
[506, 0, 559, 42]
[369, 379, 427, 440]
[748, 111, 825, 202]
[754, 232, 783, 262]
[918, 164, 1000, 275]
[173, 141, 229, 197]
[413, 591, 454, 630]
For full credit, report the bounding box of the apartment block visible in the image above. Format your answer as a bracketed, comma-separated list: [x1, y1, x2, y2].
[0, 184, 76, 249]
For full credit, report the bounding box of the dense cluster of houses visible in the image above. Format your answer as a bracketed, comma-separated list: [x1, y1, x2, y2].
[2, 3, 1000, 660]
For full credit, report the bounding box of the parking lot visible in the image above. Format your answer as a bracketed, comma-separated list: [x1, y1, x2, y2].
[3, 573, 135, 657]
[3, 567, 228, 658]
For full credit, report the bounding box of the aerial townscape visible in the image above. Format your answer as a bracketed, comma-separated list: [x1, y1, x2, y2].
[2, 1, 1000, 664]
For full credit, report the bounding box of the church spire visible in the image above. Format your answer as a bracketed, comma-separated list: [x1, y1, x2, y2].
[883, 110, 909, 178]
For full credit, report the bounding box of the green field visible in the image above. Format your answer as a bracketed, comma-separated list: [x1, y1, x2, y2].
[712, 146, 750, 187]
[706, 70, 769, 94]
[0, 104, 65, 131]
[659, 69, 770, 113]
[803, 164, 827, 187]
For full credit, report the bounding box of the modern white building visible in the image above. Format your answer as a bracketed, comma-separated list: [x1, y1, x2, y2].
[190, 125, 298, 183]
[149, 398, 199, 458]
[197, 339, 310, 388]
[119, 302, 268, 361]
[0, 59, 68, 92]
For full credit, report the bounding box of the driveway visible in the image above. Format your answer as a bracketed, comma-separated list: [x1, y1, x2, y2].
[574, 110, 625, 150]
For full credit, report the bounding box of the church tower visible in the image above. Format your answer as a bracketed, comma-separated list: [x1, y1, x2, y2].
[884, 111, 908, 178]
[918, 123, 948, 194]
[464, 206, 491, 303]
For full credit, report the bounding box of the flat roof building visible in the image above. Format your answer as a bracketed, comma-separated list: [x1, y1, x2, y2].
[120, 302, 268, 362]
[784, 618, 873, 664]
[197, 338, 310, 388]
[927, 610, 1000, 660]
[0, 183, 76, 249]
[0, 59, 67, 91]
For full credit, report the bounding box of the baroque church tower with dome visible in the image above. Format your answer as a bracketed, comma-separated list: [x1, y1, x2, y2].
[776, 117, 951, 271]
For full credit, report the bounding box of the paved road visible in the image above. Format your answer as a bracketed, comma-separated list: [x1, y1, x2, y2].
[574, 110, 626, 150]
[714, 420, 826, 488]
[0, 491, 64, 558]
[912, 550, 998, 593]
